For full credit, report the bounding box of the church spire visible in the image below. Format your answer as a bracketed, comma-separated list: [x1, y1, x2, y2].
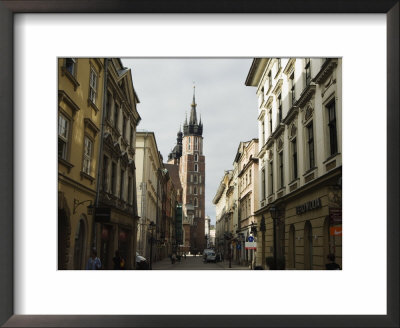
[189, 85, 198, 125]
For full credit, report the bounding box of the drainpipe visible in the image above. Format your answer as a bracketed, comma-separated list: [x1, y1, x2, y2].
[93, 58, 109, 249]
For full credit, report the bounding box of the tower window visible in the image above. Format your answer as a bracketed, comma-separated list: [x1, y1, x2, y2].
[194, 163, 198, 172]
[194, 153, 198, 162]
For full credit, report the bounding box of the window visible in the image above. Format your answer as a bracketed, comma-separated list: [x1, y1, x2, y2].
[268, 70, 272, 90]
[188, 137, 191, 150]
[120, 169, 125, 200]
[128, 176, 132, 204]
[89, 67, 97, 105]
[190, 174, 193, 183]
[130, 125, 134, 146]
[122, 116, 127, 140]
[305, 58, 311, 86]
[194, 138, 198, 150]
[194, 153, 198, 162]
[111, 162, 117, 195]
[200, 187, 202, 195]
[82, 136, 93, 175]
[194, 197, 198, 207]
[194, 186, 197, 195]
[102, 156, 109, 191]
[289, 72, 295, 107]
[194, 175, 198, 183]
[269, 161, 274, 195]
[58, 114, 69, 160]
[106, 92, 112, 121]
[199, 175, 202, 183]
[279, 151, 284, 188]
[307, 123, 315, 169]
[194, 163, 198, 172]
[65, 58, 76, 76]
[261, 168, 266, 200]
[189, 186, 192, 195]
[327, 100, 338, 156]
[114, 104, 119, 130]
[261, 120, 265, 145]
[277, 94, 282, 123]
[249, 169, 252, 183]
[291, 138, 298, 180]
[269, 110, 273, 134]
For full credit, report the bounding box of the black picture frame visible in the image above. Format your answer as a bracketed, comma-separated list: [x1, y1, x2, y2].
[1, 1, 398, 327]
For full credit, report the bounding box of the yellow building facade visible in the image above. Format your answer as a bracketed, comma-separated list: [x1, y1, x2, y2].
[58, 58, 104, 269]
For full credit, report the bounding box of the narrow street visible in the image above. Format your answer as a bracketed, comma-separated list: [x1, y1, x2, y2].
[151, 255, 250, 270]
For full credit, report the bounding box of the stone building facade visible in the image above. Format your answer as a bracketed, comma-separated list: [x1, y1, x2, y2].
[95, 58, 141, 270]
[168, 88, 206, 254]
[246, 58, 342, 270]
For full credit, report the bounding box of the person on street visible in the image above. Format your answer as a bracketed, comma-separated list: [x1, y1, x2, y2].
[86, 249, 101, 270]
[325, 253, 341, 270]
[113, 250, 124, 270]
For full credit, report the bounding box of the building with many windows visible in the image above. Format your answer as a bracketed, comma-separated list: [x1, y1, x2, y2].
[58, 58, 105, 270]
[95, 58, 141, 270]
[235, 139, 259, 267]
[245, 58, 342, 270]
[168, 87, 206, 254]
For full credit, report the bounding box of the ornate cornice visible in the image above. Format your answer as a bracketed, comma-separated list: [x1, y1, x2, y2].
[313, 58, 338, 84]
[282, 106, 299, 125]
[58, 90, 80, 113]
[283, 58, 296, 76]
[84, 118, 100, 136]
[296, 83, 316, 109]
[272, 79, 283, 96]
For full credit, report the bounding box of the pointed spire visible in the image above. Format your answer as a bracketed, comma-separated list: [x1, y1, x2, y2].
[199, 114, 202, 125]
[189, 84, 198, 125]
[192, 84, 196, 107]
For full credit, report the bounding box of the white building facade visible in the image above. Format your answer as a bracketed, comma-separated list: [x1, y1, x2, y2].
[246, 58, 342, 270]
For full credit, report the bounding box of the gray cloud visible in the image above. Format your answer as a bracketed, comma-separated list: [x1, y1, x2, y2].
[122, 58, 258, 224]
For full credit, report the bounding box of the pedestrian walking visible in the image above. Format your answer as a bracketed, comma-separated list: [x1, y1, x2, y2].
[86, 249, 101, 270]
[325, 253, 341, 270]
[113, 250, 125, 270]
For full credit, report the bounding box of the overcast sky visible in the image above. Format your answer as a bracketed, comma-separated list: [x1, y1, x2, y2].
[122, 58, 258, 225]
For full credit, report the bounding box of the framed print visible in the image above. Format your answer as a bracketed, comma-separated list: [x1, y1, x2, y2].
[1, 1, 398, 327]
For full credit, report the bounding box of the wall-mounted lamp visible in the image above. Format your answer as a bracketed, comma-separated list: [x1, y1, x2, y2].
[73, 199, 93, 215]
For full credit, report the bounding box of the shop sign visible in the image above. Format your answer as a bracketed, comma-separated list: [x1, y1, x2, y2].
[329, 208, 342, 224]
[245, 242, 257, 250]
[330, 226, 342, 236]
[296, 198, 321, 215]
[95, 207, 111, 222]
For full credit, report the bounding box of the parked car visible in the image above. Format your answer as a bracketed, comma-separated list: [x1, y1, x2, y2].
[206, 252, 217, 263]
[203, 249, 214, 261]
[136, 252, 148, 270]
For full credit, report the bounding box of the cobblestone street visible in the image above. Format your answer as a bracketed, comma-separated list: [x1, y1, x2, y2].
[151, 255, 250, 270]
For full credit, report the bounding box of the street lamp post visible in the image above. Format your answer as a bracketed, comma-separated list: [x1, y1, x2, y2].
[269, 205, 279, 270]
[149, 221, 156, 270]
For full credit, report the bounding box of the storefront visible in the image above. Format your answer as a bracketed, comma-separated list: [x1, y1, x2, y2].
[256, 167, 342, 270]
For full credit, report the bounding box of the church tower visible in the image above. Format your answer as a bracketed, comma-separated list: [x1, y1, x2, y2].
[168, 86, 205, 254]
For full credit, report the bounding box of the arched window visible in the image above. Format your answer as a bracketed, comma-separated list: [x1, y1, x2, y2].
[193, 186, 197, 195]
[194, 153, 198, 162]
[194, 197, 198, 207]
[194, 163, 198, 172]
[289, 224, 296, 269]
[304, 220, 313, 270]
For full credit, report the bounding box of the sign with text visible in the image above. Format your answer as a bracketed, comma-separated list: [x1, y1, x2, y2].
[296, 198, 322, 215]
[245, 242, 257, 250]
